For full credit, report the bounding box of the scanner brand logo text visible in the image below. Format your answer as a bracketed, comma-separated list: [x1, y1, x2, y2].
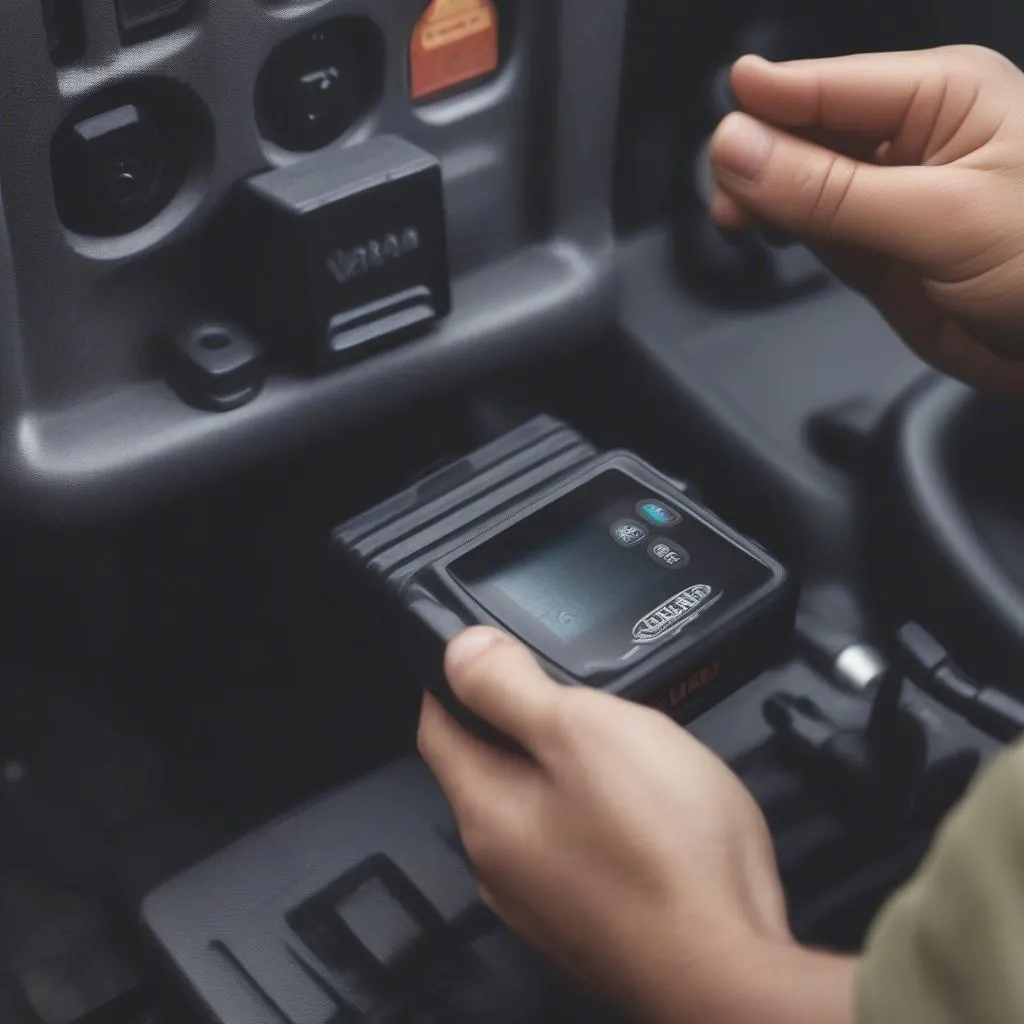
[326, 227, 421, 285]
[632, 585, 721, 645]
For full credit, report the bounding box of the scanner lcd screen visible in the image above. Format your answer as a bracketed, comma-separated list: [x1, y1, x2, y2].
[488, 516, 657, 640]
[448, 471, 774, 679]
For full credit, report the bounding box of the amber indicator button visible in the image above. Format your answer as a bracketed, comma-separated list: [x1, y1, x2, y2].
[410, 0, 499, 102]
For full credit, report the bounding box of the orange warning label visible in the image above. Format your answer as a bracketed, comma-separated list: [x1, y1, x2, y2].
[410, 0, 499, 102]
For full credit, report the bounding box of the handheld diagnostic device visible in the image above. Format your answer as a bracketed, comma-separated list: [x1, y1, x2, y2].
[333, 417, 795, 745]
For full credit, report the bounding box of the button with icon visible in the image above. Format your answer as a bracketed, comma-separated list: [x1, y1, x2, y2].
[611, 519, 648, 548]
[637, 499, 682, 528]
[648, 538, 688, 569]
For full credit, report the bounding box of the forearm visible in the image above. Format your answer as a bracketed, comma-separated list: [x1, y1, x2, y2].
[859, 741, 1024, 1024]
[643, 942, 857, 1024]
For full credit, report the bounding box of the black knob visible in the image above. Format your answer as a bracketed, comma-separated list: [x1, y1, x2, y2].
[256, 20, 383, 153]
[52, 100, 182, 237]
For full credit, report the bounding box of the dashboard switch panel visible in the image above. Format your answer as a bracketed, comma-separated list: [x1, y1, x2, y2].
[232, 135, 451, 371]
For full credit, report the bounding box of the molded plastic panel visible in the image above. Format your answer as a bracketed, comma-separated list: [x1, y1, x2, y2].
[0, 0, 628, 522]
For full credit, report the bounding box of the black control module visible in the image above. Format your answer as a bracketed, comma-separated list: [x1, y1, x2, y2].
[332, 417, 796, 745]
[232, 135, 451, 370]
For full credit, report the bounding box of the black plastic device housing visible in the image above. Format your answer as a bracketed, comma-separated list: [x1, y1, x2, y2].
[332, 417, 796, 743]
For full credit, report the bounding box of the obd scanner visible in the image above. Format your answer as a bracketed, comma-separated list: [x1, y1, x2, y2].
[333, 417, 796, 745]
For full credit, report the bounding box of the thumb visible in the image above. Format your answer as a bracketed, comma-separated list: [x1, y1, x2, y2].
[709, 111, 973, 269]
[444, 628, 563, 754]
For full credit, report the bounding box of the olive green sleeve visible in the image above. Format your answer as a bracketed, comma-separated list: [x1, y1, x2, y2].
[858, 740, 1024, 1024]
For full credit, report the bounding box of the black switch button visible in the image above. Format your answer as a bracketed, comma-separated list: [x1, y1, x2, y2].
[334, 872, 430, 975]
[117, 0, 190, 37]
[290, 857, 442, 978]
[257, 19, 384, 153]
[233, 134, 451, 371]
[52, 102, 178, 236]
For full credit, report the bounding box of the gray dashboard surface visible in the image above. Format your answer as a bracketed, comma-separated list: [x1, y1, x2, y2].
[0, 0, 627, 523]
[616, 229, 930, 580]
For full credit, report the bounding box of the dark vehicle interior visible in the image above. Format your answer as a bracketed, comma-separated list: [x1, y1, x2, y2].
[4, 0, 1024, 1021]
